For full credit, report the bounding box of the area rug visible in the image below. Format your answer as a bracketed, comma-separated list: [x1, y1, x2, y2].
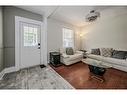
[0, 65, 74, 89]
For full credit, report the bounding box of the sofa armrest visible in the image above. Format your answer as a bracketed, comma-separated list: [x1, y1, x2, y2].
[75, 51, 84, 54]
[86, 51, 91, 55]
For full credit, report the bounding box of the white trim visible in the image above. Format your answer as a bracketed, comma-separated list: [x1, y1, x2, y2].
[0, 69, 5, 80]
[0, 66, 17, 80]
[15, 16, 47, 70]
[42, 16, 48, 65]
[15, 16, 20, 71]
[4, 66, 17, 74]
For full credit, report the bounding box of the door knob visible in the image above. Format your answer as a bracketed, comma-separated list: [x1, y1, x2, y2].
[38, 43, 40, 49]
[38, 43, 40, 46]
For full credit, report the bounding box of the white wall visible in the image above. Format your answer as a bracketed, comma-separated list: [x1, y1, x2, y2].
[47, 18, 81, 61]
[0, 7, 3, 72]
[81, 7, 127, 52]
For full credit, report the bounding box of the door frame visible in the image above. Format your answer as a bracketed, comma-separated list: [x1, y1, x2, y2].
[15, 16, 46, 70]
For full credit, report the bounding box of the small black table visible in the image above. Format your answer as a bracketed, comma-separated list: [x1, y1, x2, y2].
[49, 52, 62, 67]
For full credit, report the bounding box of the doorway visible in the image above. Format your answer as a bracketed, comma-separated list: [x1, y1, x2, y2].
[15, 16, 43, 70]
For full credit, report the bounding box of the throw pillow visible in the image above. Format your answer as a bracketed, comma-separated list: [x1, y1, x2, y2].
[125, 51, 127, 59]
[100, 48, 113, 57]
[66, 47, 74, 55]
[112, 50, 126, 59]
[91, 48, 100, 55]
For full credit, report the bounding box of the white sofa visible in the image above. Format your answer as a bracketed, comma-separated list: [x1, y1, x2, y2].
[60, 50, 83, 65]
[83, 54, 127, 72]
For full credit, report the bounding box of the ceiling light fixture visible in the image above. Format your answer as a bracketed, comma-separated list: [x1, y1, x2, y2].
[85, 10, 100, 22]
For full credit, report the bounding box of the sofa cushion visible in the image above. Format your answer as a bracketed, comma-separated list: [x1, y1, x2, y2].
[112, 50, 126, 59]
[122, 60, 127, 66]
[66, 47, 74, 55]
[61, 53, 69, 58]
[63, 53, 83, 61]
[87, 54, 104, 61]
[100, 48, 113, 57]
[91, 48, 100, 55]
[105, 57, 127, 67]
[87, 54, 127, 67]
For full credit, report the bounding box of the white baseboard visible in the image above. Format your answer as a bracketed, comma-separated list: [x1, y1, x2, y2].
[0, 69, 5, 80]
[4, 66, 17, 74]
[0, 66, 17, 80]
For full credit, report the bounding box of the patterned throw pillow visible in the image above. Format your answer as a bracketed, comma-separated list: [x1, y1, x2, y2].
[100, 48, 113, 57]
[91, 48, 100, 55]
[66, 47, 74, 55]
[112, 50, 126, 59]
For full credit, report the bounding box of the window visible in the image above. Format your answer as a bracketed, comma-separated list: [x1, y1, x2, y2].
[63, 28, 74, 48]
[24, 26, 38, 46]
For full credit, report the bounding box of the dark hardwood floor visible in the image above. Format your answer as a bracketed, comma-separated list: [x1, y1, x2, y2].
[50, 62, 127, 89]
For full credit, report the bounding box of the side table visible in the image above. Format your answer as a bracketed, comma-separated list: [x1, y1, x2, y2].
[49, 52, 62, 67]
[79, 50, 87, 58]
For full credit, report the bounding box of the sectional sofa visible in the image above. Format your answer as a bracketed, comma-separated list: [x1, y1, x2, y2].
[83, 48, 127, 72]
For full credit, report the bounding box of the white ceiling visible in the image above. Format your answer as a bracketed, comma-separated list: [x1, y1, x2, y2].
[17, 6, 58, 17]
[17, 6, 127, 27]
[50, 6, 109, 27]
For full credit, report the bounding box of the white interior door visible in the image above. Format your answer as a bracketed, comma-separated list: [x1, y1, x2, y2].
[20, 22, 41, 69]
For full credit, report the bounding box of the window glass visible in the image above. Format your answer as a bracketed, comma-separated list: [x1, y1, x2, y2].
[24, 26, 38, 46]
[63, 28, 74, 48]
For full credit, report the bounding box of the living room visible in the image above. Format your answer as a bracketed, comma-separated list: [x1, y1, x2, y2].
[0, 5, 127, 90]
[47, 6, 127, 88]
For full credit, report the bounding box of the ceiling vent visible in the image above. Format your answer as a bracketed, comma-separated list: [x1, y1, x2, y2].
[85, 10, 100, 22]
